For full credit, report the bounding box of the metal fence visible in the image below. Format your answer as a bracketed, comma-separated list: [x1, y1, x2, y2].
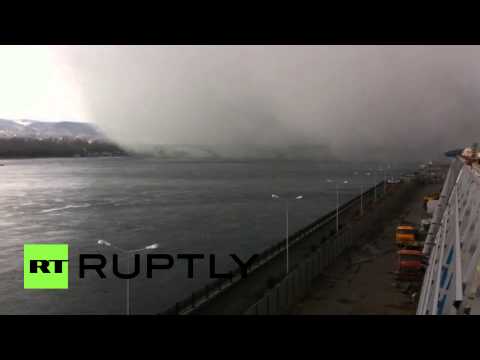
[161, 181, 389, 315]
[244, 228, 353, 315]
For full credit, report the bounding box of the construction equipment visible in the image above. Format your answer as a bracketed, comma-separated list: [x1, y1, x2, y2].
[395, 249, 426, 282]
[395, 224, 422, 249]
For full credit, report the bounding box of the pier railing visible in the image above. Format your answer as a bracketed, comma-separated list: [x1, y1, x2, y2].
[161, 181, 388, 315]
[244, 225, 354, 315]
[417, 157, 480, 315]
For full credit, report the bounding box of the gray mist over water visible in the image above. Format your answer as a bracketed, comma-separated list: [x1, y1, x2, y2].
[57, 45, 480, 162]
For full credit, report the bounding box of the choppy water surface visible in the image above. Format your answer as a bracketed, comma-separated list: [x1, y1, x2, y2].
[0, 157, 413, 314]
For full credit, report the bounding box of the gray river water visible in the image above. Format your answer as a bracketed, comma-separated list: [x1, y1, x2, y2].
[0, 157, 413, 314]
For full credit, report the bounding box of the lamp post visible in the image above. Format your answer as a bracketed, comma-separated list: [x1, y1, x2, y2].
[365, 170, 377, 203]
[360, 183, 364, 216]
[97, 240, 159, 315]
[380, 168, 387, 195]
[351, 171, 364, 217]
[271, 194, 303, 275]
[326, 179, 349, 234]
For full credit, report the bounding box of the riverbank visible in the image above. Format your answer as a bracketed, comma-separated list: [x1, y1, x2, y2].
[0, 137, 127, 159]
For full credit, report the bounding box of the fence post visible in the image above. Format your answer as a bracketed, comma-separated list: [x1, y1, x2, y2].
[309, 258, 313, 286]
[305, 261, 310, 289]
[325, 241, 330, 266]
[263, 292, 270, 315]
[294, 270, 300, 300]
[278, 281, 284, 313]
[275, 286, 280, 314]
[307, 261, 311, 289]
[286, 274, 291, 308]
[301, 265, 306, 296]
[321, 243, 326, 270]
[310, 258, 314, 285]
[276, 286, 280, 313]
[329, 239, 333, 264]
[335, 235, 338, 256]
[336, 235, 339, 256]
[331, 238, 335, 261]
[318, 249, 323, 274]
[340, 234, 343, 254]
[305, 263, 309, 292]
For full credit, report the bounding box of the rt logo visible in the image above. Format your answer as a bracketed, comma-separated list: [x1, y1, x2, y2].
[24, 244, 69, 289]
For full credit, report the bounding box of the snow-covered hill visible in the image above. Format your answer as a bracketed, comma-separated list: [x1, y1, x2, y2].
[0, 119, 106, 140]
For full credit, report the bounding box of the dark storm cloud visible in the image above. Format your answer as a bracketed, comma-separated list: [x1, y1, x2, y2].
[59, 45, 480, 161]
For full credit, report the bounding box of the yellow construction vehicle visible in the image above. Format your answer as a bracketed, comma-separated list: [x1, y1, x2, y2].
[395, 224, 422, 249]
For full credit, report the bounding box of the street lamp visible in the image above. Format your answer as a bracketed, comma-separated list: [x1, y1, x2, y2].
[325, 179, 349, 234]
[378, 167, 387, 195]
[97, 240, 159, 315]
[351, 172, 364, 217]
[365, 170, 377, 202]
[360, 183, 364, 216]
[271, 194, 303, 275]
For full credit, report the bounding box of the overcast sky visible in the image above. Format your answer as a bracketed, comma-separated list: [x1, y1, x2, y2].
[1, 45, 480, 161]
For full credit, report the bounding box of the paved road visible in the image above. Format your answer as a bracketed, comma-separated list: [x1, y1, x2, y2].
[292, 183, 442, 315]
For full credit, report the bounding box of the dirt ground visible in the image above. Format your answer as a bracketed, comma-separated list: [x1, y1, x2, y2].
[292, 183, 442, 315]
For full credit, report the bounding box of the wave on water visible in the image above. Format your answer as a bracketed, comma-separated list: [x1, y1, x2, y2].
[41, 203, 91, 214]
[20, 202, 35, 206]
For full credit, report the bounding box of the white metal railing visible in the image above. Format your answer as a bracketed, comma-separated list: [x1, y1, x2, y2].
[417, 157, 480, 315]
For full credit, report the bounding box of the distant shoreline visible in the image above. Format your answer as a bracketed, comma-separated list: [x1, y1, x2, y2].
[0, 154, 129, 160]
[0, 137, 127, 159]
[0, 155, 335, 162]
